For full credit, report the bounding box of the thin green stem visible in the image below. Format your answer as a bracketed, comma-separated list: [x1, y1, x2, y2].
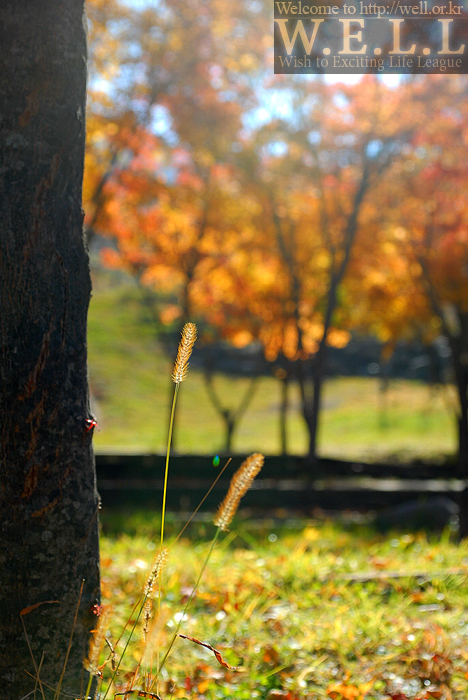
[155, 381, 179, 695]
[84, 672, 93, 700]
[157, 527, 221, 676]
[161, 382, 179, 551]
[173, 458, 231, 545]
[102, 374, 184, 698]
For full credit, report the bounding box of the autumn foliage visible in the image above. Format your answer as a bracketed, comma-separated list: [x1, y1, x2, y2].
[84, 0, 468, 468]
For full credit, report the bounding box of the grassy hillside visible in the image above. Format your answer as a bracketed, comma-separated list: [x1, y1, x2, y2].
[88, 282, 457, 461]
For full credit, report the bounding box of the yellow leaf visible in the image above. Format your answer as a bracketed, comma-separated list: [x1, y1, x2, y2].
[327, 679, 374, 700]
[197, 680, 209, 693]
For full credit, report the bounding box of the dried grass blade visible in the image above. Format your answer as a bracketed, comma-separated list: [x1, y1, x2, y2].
[178, 634, 239, 670]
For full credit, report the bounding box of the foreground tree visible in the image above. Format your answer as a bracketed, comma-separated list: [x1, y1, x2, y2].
[0, 2, 100, 698]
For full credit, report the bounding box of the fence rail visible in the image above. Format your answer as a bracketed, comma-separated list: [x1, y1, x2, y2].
[95, 451, 465, 513]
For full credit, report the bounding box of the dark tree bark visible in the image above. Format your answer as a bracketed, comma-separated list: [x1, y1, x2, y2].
[0, 3, 100, 698]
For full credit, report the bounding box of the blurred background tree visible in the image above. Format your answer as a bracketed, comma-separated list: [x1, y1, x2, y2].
[83, 0, 468, 470]
[372, 77, 468, 475]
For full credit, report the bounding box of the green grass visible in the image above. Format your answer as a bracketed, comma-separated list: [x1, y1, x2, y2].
[97, 512, 468, 699]
[88, 281, 465, 699]
[88, 282, 457, 461]
[80, 43, 466, 698]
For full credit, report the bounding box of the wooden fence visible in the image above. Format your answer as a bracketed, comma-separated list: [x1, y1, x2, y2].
[95, 451, 466, 514]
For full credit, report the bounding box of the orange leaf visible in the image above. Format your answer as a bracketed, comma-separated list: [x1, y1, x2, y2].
[327, 683, 361, 700]
[327, 679, 374, 700]
[20, 600, 59, 616]
[178, 634, 239, 670]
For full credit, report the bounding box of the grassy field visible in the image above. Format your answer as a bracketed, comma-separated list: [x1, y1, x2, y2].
[88, 282, 457, 462]
[89, 280, 465, 699]
[95, 511, 468, 700]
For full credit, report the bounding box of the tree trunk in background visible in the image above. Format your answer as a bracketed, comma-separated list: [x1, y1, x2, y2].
[456, 359, 468, 538]
[305, 366, 324, 466]
[303, 282, 337, 466]
[279, 374, 289, 456]
[453, 359, 468, 480]
[202, 368, 259, 453]
[0, 3, 100, 698]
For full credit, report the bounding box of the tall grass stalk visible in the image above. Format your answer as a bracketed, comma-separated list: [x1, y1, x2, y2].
[156, 322, 196, 692]
[100, 324, 196, 700]
[160, 382, 178, 554]
[157, 453, 264, 679]
[93, 450, 264, 699]
[84, 605, 113, 700]
[157, 526, 221, 677]
[83, 323, 265, 700]
[53, 580, 84, 700]
[20, 616, 46, 700]
[160, 322, 196, 549]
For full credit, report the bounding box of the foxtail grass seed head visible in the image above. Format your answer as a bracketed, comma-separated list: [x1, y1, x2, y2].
[141, 606, 170, 669]
[214, 453, 264, 531]
[172, 322, 197, 384]
[144, 547, 168, 597]
[84, 605, 113, 676]
[142, 599, 153, 642]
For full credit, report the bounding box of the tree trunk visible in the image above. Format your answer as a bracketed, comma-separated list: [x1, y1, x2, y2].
[0, 3, 100, 698]
[305, 355, 326, 466]
[202, 369, 259, 454]
[303, 306, 333, 466]
[378, 375, 390, 430]
[454, 359, 468, 480]
[279, 375, 289, 456]
[225, 418, 235, 453]
[457, 356, 468, 539]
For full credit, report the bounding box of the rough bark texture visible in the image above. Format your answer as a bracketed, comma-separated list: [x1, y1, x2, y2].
[0, 2, 100, 698]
